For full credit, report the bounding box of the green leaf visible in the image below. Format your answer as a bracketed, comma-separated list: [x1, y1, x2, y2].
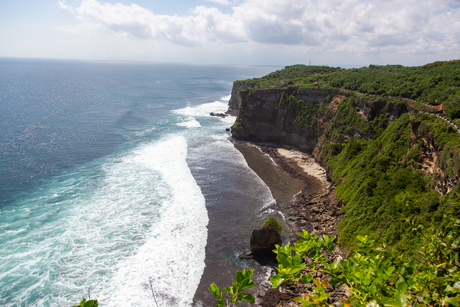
[288, 264, 306, 276]
[382, 297, 400, 307]
[235, 269, 255, 290]
[330, 258, 341, 273]
[277, 254, 291, 268]
[301, 273, 313, 284]
[72, 299, 98, 307]
[313, 278, 321, 288]
[396, 280, 408, 292]
[240, 292, 255, 304]
[84, 301, 98, 307]
[445, 297, 459, 306]
[270, 274, 287, 288]
[394, 292, 408, 306]
[209, 283, 220, 299]
[329, 278, 342, 286]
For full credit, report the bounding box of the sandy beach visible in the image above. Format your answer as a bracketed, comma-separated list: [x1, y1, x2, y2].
[276, 148, 330, 192]
[232, 140, 345, 306]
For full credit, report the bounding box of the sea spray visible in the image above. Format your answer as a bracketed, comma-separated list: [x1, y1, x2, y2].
[100, 136, 208, 306]
[0, 136, 208, 306]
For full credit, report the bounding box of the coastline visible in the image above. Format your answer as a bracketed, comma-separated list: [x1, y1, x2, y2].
[232, 140, 344, 306]
[233, 140, 338, 235]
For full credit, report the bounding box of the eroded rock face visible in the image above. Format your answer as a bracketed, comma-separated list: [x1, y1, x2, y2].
[250, 228, 282, 257]
[230, 87, 333, 152]
[226, 81, 255, 116]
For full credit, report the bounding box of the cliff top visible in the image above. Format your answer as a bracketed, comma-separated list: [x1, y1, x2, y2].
[237, 59, 460, 107]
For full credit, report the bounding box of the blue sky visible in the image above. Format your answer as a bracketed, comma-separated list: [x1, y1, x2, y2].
[1, 0, 459, 67]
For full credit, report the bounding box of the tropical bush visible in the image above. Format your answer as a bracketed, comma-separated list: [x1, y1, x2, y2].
[209, 269, 255, 307]
[261, 216, 282, 233]
[72, 298, 98, 307]
[211, 219, 460, 306]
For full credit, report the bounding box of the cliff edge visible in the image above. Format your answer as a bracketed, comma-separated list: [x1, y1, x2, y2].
[229, 83, 334, 153]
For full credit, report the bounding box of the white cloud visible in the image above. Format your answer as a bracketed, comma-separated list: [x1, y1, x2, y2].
[205, 0, 234, 5]
[59, 0, 460, 61]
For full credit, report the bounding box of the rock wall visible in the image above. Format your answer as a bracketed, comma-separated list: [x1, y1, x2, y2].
[410, 120, 460, 196]
[226, 81, 255, 116]
[230, 86, 334, 152]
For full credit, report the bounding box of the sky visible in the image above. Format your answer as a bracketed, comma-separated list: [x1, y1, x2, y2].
[0, 0, 460, 67]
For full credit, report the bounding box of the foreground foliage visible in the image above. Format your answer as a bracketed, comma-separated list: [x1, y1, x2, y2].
[211, 219, 460, 306]
[209, 269, 255, 307]
[72, 298, 98, 307]
[270, 219, 460, 306]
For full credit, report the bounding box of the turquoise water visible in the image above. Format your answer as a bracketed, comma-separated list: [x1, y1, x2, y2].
[0, 59, 279, 306]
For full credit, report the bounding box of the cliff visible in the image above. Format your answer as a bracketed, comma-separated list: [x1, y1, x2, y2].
[226, 81, 256, 116]
[227, 81, 460, 252]
[230, 84, 334, 152]
[228, 83, 407, 171]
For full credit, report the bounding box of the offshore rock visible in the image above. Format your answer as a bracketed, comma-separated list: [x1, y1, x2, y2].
[210, 112, 227, 118]
[250, 228, 282, 258]
[238, 250, 254, 259]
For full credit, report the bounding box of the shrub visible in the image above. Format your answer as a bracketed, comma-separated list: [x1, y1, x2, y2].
[261, 217, 282, 233]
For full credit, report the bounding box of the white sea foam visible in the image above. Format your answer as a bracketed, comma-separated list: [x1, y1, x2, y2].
[220, 94, 231, 101]
[0, 136, 208, 307]
[173, 101, 228, 117]
[176, 116, 202, 128]
[100, 136, 208, 306]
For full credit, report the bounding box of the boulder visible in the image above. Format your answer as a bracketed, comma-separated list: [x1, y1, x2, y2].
[250, 228, 282, 258]
[238, 251, 254, 259]
[210, 112, 227, 118]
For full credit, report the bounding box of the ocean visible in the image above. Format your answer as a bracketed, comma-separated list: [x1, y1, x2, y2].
[0, 58, 282, 306]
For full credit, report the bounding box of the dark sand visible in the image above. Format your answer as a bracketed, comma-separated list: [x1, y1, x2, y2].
[233, 142, 304, 208]
[193, 140, 328, 306]
[233, 141, 325, 209]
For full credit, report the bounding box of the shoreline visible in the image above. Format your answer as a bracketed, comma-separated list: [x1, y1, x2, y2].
[233, 140, 335, 234]
[232, 140, 344, 306]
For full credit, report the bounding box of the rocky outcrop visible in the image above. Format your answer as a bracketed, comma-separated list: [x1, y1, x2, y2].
[227, 81, 256, 115]
[210, 112, 227, 118]
[250, 228, 282, 258]
[410, 119, 459, 196]
[231, 87, 334, 152]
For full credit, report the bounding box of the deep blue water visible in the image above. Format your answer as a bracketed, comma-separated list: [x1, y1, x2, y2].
[0, 58, 279, 306]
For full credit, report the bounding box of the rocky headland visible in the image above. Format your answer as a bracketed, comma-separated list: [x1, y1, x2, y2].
[224, 62, 460, 306]
[225, 75, 460, 305]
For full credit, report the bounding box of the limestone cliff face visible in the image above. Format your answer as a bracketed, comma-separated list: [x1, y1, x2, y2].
[410, 120, 459, 196]
[227, 81, 256, 116]
[228, 83, 455, 196]
[230, 86, 333, 152]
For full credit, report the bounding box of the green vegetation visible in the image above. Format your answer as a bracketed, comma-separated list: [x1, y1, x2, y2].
[323, 60, 460, 105]
[261, 216, 282, 233]
[211, 220, 460, 306]
[209, 269, 255, 307]
[241, 65, 342, 89]
[233, 117, 244, 130]
[268, 220, 460, 306]
[244, 60, 460, 118]
[320, 111, 460, 252]
[72, 298, 98, 307]
[279, 89, 321, 129]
